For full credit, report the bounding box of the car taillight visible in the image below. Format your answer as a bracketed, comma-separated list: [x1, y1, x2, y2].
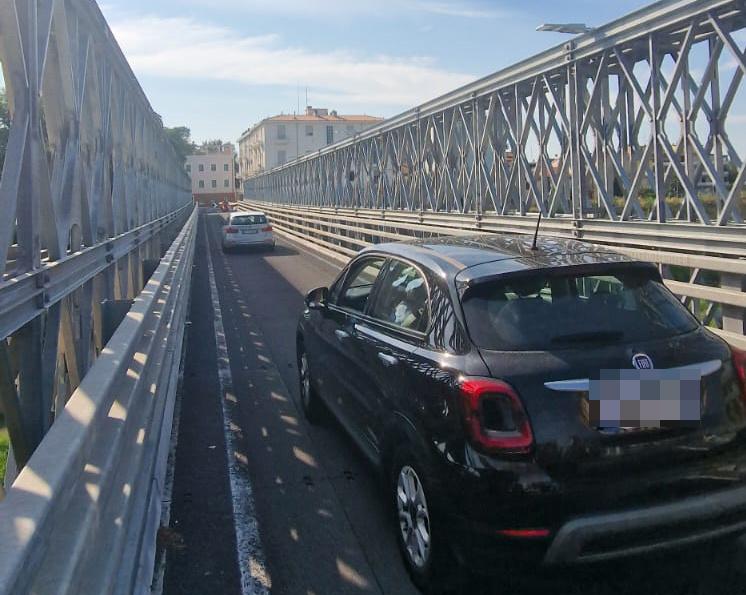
[262, 225, 273, 232]
[459, 378, 534, 454]
[225, 227, 238, 234]
[732, 347, 746, 404]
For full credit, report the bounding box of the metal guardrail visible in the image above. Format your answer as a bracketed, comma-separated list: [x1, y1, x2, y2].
[244, 0, 746, 228]
[0, 0, 193, 486]
[241, 200, 746, 349]
[0, 206, 197, 595]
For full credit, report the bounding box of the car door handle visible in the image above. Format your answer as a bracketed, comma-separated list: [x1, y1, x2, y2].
[377, 352, 398, 367]
[335, 329, 350, 341]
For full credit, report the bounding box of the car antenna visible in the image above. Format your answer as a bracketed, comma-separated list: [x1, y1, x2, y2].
[531, 212, 543, 251]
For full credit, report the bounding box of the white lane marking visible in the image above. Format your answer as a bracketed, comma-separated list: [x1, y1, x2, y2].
[204, 215, 271, 595]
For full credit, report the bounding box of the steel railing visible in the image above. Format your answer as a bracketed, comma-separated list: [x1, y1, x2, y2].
[0, 0, 196, 591]
[244, 0, 746, 229]
[0, 206, 197, 595]
[242, 200, 746, 349]
[0, 0, 192, 486]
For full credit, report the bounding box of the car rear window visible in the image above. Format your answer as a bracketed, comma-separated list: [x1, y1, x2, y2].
[232, 215, 267, 225]
[461, 268, 699, 351]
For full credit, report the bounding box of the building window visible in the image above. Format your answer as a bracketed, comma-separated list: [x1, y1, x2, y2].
[224, 179, 230, 188]
[277, 150, 287, 166]
[326, 125, 334, 145]
[224, 163, 230, 172]
[277, 124, 286, 140]
[306, 125, 314, 137]
[211, 163, 217, 172]
[198, 180, 205, 189]
[211, 180, 217, 188]
[186, 164, 191, 172]
[198, 164, 204, 172]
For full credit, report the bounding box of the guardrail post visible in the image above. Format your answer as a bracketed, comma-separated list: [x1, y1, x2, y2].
[101, 299, 135, 346]
[416, 108, 423, 216]
[721, 273, 745, 336]
[568, 60, 585, 221]
[472, 93, 483, 225]
[649, 34, 667, 223]
[142, 258, 160, 283]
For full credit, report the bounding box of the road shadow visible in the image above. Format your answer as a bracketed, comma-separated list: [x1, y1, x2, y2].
[201, 211, 746, 595]
[206, 212, 395, 594]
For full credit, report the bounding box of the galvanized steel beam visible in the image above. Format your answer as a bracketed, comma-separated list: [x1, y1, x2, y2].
[244, 0, 746, 228]
[0, 0, 192, 482]
[0, 207, 197, 595]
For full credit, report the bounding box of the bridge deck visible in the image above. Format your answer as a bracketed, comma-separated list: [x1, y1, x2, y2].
[165, 210, 744, 595]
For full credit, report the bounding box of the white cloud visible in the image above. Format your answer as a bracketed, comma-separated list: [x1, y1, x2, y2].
[414, 1, 506, 18]
[180, 0, 507, 19]
[110, 15, 476, 107]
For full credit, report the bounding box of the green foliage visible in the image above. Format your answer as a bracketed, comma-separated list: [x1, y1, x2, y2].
[0, 420, 8, 483]
[164, 126, 196, 165]
[0, 88, 9, 175]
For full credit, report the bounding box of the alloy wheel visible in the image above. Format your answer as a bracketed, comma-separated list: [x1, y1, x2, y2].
[300, 352, 311, 409]
[397, 465, 431, 569]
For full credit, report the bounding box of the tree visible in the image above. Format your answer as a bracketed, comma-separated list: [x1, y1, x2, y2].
[164, 126, 196, 165]
[0, 88, 9, 175]
[201, 139, 225, 153]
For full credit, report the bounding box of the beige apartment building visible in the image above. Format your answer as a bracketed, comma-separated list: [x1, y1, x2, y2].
[186, 143, 238, 206]
[238, 107, 383, 180]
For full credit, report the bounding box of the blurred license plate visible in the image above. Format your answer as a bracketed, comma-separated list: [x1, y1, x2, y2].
[584, 369, 701, 430]
[242, 229, 258, 234]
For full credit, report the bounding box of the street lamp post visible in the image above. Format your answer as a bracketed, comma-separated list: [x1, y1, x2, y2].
[536, 23, 595, 35]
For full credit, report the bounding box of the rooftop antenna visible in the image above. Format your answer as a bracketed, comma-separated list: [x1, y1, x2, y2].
[531, 211, 543, 251]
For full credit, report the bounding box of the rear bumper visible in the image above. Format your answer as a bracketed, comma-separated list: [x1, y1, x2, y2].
[543, 484, 746, 565]
[223, 234, 274, 247]
[443, 478, 746, 572]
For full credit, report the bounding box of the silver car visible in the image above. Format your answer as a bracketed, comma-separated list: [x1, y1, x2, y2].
[221, 211, 275, 252]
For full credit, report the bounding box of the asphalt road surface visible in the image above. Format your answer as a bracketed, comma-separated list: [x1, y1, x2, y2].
[165, 210, 746, 595]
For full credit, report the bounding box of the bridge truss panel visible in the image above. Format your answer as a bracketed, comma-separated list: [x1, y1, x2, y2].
[245, 0, 746, 228]
[0, 0, 192, 485]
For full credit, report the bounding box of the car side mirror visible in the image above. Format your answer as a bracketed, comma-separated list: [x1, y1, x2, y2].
[305, 286, 329, 310]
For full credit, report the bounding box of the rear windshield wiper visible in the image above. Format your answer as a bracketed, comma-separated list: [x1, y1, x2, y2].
[550, 330, 624, 345]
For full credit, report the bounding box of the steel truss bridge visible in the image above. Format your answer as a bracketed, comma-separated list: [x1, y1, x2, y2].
[0, 0, 742, 593]
[244, 0, 746, 348]
[0, 0, 194, 593]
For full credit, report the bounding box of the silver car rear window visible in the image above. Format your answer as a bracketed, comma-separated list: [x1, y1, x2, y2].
[232, 215, 267, 225]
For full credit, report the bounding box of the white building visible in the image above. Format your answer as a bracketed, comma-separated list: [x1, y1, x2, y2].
[238, 107, 383, 180]
[186, 143, 238, 205]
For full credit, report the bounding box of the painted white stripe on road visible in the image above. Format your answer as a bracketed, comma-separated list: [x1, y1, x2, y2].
[204, 215, 271, 595]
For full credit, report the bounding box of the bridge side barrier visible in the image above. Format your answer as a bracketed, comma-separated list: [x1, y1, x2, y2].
[244, 0, 746, 228]
[0, 207, 197, 595]
[242, 200, 746, 349]
[0, 0, 193, 484]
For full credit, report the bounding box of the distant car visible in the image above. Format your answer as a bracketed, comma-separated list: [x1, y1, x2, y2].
[221, 211, 275, 252]
[296, 234, 746, 593]
[220, 201, 231, 213]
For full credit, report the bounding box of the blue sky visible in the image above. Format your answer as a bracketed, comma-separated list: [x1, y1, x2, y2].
[100, 0, 656, 144]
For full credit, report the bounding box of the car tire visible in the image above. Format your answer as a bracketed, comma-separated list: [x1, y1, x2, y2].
[221, 244, 230, 254]
[389, 446, 457, 594]
[298, 346, 324, 424]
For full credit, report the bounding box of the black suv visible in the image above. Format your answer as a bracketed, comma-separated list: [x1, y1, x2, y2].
[296, 234, 746, 593]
